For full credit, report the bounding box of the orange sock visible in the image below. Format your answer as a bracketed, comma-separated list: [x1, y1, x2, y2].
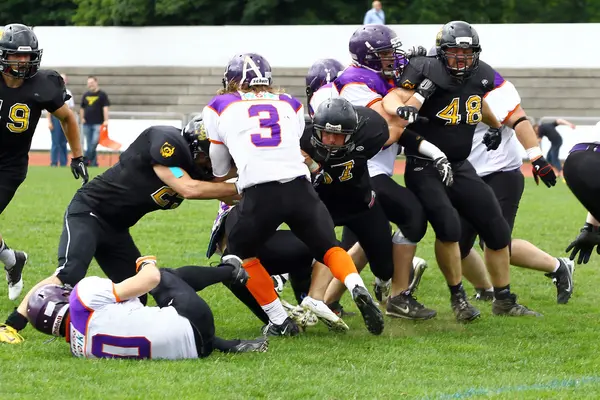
[323, 247, 358, 283]
[244, 259, 278, 306]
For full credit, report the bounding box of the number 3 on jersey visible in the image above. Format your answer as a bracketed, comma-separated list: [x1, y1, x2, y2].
[436, 95, 482, 125]
[0, 100, 31, 133]
[248, 104, 282, 147]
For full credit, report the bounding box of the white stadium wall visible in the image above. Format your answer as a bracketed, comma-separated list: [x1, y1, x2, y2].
[30, 24, 600, 157]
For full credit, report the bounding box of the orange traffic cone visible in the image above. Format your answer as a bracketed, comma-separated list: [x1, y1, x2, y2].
[98, 124, 121, 150]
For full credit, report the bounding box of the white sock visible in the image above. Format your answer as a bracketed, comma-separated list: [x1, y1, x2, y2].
[552, 258, 560, 273]
[344, 273, 366, 295]
[0, 241, 16, 268]
[261, 298, 288, 325]
[281, 273, 289, 280]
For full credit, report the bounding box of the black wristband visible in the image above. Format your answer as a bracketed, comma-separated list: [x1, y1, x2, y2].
[398, 130, 424, 153]
[512, 116, 528, 130]
[6, 308, 28, 331]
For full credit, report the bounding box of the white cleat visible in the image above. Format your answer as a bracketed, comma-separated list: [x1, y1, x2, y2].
[281, 299, 317, 328]
[301, 296, 349, 333]
[6, 251, 27, 301]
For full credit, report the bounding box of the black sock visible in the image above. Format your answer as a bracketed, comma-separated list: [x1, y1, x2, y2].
[493, 284, 511, 300]
[448, 282, 464, 296]
[213, 337, 242, 353]
[6, 308, 28, 331]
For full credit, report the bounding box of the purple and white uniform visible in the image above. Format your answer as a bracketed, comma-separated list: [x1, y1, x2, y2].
[308, 82, 340, 118]
[334, 66, 397, 177]
[468, 71, 523, 177]
[68, 276, 198, 360]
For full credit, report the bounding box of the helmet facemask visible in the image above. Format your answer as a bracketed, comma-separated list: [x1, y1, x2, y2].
[1, 49, 42, 79]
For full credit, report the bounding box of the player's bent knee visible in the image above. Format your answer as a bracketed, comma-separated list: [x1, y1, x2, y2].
[392, 229, 417, 246]
[55, 265, 87, 288]
[479, 217, 511, 251]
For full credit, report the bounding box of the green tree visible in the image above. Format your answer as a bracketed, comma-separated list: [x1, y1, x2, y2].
[0, 0, 76, 26]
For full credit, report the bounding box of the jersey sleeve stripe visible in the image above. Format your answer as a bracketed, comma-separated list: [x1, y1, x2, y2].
[366, 98, 382, 108]
[112, 283, 122, 303]
[209, 139, 224, 145]
[502, 103, 521, 125]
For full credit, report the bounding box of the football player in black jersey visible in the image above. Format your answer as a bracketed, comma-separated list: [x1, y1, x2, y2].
[382, 21, 540, 321]
[0, 117, 241, 344]
[0, 24, 88, 302]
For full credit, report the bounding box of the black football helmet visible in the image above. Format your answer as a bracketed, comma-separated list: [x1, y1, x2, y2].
[0, 24, 42, 79]
[311, 98, 358, 162]
[436, 21, 481, 78]
[182, 114, 213, 178]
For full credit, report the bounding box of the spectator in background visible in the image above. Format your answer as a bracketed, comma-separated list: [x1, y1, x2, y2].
[534, 118, 576, 181]
[363, 1, 385, 25]
[47, 73, 74, 167]
[80, 76, 110, 167]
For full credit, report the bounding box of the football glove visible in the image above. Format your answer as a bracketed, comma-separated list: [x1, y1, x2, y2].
[221, 254, 249, 286]
[415, 78, 437, 101]
[70, 156, 89, 185]
[482, 126, 502, 151]
[433, 156, 454, 187]
[406, 46, 428, 58]
[531, 156, 557, 187]
[396, 106, 420, 124]
[312, 169, 326, 188]
[565, 223, 600, 264]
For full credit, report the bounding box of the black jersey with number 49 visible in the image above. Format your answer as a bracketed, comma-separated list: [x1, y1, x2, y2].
[302, 106, 388, 219]
[0, 69, 68, 174]
[399, 56, 496, 162]
[77, 126, 205, 229]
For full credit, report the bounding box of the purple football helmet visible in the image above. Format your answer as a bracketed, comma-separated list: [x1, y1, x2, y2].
[349, 25, 407, 78]
[305, 58, 345, 100]
[222, 53, 272, 89]
[27, 284, 72, 337]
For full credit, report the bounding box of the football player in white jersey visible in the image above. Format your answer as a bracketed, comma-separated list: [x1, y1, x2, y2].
[305, 58, 344, 118]
[459, 69, 574, 305]
[203, 53, 384, 336]
[25, 256, 267, 359]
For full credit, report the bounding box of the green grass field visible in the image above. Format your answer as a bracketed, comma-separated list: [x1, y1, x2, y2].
[1, 166, 600, 400]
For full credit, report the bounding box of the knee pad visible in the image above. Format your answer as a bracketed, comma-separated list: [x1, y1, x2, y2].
[392, 229, 417, 246]
[479, 215, 511, 251]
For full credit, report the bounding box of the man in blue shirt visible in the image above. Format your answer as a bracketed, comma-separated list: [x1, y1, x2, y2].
[364, 1, 385, 25]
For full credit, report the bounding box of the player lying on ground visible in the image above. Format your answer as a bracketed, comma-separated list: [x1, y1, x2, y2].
[455, 65, 573, 304]
[0, 119, 239, 344]
[0, 24, 88, 302]
[25, 256, 267, 359]
[204, 53, 384, 336]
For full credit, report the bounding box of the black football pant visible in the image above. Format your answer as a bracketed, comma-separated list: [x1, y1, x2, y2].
[404, 157, 511, 256]
[0, 173, 25, 214]
[342, 174, 428, 248]
[459, 169, 524, 256]
[224, 207, 313, 324]
[55, 194, 144, 302]
[564, 149, 600, 221]
[150, 266, 244, 358]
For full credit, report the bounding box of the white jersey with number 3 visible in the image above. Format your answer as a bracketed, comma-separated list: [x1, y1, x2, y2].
[68, 276, 198, 360]
[204, 91, 310, 190]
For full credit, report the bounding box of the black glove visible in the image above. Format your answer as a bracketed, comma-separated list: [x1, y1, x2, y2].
[396, 106, 420, 123]
[415, 78, 437, 101]
[565, 223, 600, 264]
[221, 255, 250, 286]
[531, 156, 557, 188]
[482, 127, 502, 151]
[311, 170, 325, 188]
[406, 45, 428, 58]
[70, 156, 89, 185]
[433, 156, 454, 187]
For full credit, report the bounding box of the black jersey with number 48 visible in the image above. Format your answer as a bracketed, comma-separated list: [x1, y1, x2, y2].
[399, 56, 496, 162]
[0, 69, 68, 174]
[302, 106, 388, 219]
[77, 125, 206, 229]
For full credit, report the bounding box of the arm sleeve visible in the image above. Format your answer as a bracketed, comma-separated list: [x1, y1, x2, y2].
[209, 144, 233, 178]
[338, 84, 382, 108]
[75, 277, 121, 309]
[42, 71, 70, 113]
[398, 61, 425, 90]
[149, 130, 189, 167]
[103, 91, 111, 107]
[483, 80, 521, 124]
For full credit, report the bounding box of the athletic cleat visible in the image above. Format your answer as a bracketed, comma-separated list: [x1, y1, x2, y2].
[473, 288, 494, 302]
[301, 296, 349, 333]
[451, 291, 481, 323]
[0, 324, 24, 344]
[408, 257, 428, 293]
[373, 278, 391, 303]
[545, 258, 574, 304]
[492, 294, 543, 317]
[327, 301, 357, 318]
[386, 293, 437, 320]
[5, 251, 27, 301]
[281, 299, 317, 328]
[352, 285, 384, 335]
[229, 337, 269, 353]
[261, 317, 301, 337]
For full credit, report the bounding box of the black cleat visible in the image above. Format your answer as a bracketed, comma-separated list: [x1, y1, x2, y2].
[229, 337, 269, 353]
[545, 258, 574, 304]
[386, 293, 437, 320]
[327, 301, 356, 318]
[451, 291, 481, 323]
[352, 285, 384, 335]
[261, 317, 301, 337]
[5, 251, 27, 301]
[492, 294, 542, 317]
[473, 288, 494, 302]
[408, 257, 428, 294]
